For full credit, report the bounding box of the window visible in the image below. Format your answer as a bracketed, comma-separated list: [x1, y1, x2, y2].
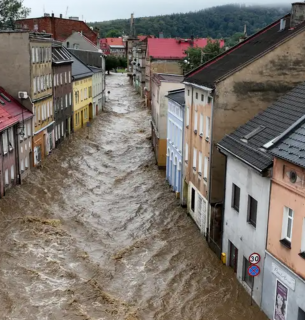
[61, 121, 64, 136]
[281, 207, 294, 243]
[60, 73, 63, 85]
[65, 94, 68, 108]
[187, 90, 190, 96]
[21, 159, 25, 172]
[25, 156, 29, 169]
[2, 130, 8, 154]
[47, 102, 49, 118]
[57, 74, 59, 85]
[5, 169, 8, 185]
[65, 72, 67, 83]
[198, 151, 202, 174]
[49, 74, 52, 87]
[208, 96, 212, 104]
[201, 94, 204, 102]
[32, 47, 35, 63]
[204, 157, 208, 181]
[191, 188, 195, 212]
[11, 165, 14, 181]
[28, 122, 31, 137]
[23, 124, 27, 138]
[46, 74, 49, 88]
[194, 111, 198, 132]
[248, 196, 258, 227]
[69, 92, 72, 105]
[81, 89, 83, 101]
[8, 128, 14, 150]
[206, 116, 210, 139]
[54, 74, 56, 87]
[186, 107, 190, 127]
[232, 184, 240, 212]
[243, 257, 253, 288]
[193, 148, 197, 170]
[229, 241, 238, 273]
[35, 47, 39, 62]
[199, 113, 203, 135]
[37, 77, 40, 92]
[33, 77, 37, 94]
[185, 143, 188, 162]
[195, 92, 198, 99]
[50, 101, 53, 116]
[40, 76, 43, 91]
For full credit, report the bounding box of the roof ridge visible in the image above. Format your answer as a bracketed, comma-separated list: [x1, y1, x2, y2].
[185, 13, 290, 80]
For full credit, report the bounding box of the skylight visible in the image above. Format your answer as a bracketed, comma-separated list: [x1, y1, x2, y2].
[0, 99, 5, 105]
[242, 125, 265, 141]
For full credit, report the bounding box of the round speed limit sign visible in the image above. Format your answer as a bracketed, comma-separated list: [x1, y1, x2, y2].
[249, 253, 261, 265]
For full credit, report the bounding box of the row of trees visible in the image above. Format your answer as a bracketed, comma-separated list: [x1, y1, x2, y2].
[105, 55, 127, 74]
[90, 4, 289, 40]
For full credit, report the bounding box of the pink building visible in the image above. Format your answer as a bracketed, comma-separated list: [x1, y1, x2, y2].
[262, 116, 305, 320]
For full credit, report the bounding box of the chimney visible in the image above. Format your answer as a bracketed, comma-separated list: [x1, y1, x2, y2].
[290, 2, 305, 28]
[190, 35, 194, 47]
[60, 13, 63, 19]
[159, 32, 164, 38]
[51, 13, 54, 18]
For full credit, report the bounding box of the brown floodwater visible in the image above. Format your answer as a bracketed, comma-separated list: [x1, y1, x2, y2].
[0, 74, 267, 320]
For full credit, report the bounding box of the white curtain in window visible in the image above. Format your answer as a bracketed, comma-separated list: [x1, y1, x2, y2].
[11, 165, 14, 180]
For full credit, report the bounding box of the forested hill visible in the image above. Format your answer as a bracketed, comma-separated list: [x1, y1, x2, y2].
[90, 4, 289, 39]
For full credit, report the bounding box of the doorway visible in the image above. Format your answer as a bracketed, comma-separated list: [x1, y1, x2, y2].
[81, 110, 84, 128]
[229, 241, 238, 273]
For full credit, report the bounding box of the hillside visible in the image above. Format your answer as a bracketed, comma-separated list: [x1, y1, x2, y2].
[90, 4, 289, 39]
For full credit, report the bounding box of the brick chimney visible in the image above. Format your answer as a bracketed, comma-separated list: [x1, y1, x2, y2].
[290, 2, 305, 28]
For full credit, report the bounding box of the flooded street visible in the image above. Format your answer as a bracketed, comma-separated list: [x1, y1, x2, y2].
[0, 74, 267, 320]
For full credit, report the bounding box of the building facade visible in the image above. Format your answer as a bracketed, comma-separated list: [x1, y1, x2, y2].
[0, 105, 19, 197]
[183, 4, 305, 257]
[145, 38, 215, 107]
[151, 73, 184, 167]
[166, 89, 185, 199]
[52, 44, 73, 145]
[261, 124, 305, 320]
[100, 38, 125, 56]
[17, 14, 99, 44]
[89, 66, 104, 118]
[64, 32, 101, 51]
[0, 88, 33, 183]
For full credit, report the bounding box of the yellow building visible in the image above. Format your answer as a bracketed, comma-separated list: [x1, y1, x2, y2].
[70, 53, 93, 131]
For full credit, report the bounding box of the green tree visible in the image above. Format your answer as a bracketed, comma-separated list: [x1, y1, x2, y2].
[0, 0, 30, 29]
[118, 57, 127, 69]
[180, 38, 225, 73]
[105, 55, 119, 74]
[105, 29, 121, 38]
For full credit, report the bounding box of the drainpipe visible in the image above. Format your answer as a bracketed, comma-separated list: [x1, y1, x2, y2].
[260, 169, 273, 309]
[219, 153, 227, 253]
[207, 90, 214, 244]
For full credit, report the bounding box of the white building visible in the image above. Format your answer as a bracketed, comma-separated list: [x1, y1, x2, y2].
[89, 66, 104, 117]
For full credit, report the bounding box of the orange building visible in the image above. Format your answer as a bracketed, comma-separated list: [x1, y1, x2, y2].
[261, 117, 305, 320]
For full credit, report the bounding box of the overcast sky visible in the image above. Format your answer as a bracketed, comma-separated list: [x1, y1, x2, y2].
[23, 0, 291, 22]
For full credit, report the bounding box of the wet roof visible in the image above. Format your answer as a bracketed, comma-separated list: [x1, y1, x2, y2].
[69, 51, 93, 80]
[156, 73, 184, 83]
[167, 89, 185, 107]
[270, 119, 305, 168]
[185, 15, 305, 88]
[218, 81, 305, 172]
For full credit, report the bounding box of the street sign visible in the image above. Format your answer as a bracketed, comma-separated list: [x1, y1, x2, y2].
[249, 252, 261, 265]
[248, 264, 260, 277]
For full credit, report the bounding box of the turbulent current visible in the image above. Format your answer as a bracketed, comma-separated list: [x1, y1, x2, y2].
[0, 74, 267, 320]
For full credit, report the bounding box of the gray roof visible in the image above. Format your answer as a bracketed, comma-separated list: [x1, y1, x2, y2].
[270, 119, 305, 168]
[69, 51, 93, 80]
[218, 82, 305, 172]
[88, 65, 102, 73]
[167, 89, 185, 107]
[185, 15, 305, 88]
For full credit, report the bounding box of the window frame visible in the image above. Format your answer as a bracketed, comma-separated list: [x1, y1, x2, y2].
[247, 195, 258, 227]
[282, 206, 294, 242]
[193, 148, 197, 171]
[231, 184, 240, 212]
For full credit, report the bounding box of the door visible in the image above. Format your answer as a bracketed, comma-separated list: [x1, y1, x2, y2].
[96, 104, 98, 116]
[229, 241, 238, 273]
[81, 111, 84, 128]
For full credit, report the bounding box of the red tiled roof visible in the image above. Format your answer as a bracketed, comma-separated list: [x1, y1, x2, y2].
[0, 87, 33, 127]
[147, 38, 224, 59]
[138, 35, 155, 41]
[105, 38, 124, 46]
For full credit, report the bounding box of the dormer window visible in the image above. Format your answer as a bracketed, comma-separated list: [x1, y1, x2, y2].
[241, 125, 265, 143]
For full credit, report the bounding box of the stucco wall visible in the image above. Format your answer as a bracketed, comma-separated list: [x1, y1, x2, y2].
[222, 155, 271, 306]
[267, 158, 305, 279]
[211, 30, 305, 205]
[63, 33, 99, 51]
[262, 253, 305, 320]
[0, 32, 31, 105]
[184, 84, 212, 200]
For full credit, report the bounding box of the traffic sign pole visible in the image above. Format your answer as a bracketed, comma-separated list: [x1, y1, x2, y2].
[247, 263, 260, 306]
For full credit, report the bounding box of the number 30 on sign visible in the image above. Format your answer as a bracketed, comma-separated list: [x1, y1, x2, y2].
[249, 253, 261, 264]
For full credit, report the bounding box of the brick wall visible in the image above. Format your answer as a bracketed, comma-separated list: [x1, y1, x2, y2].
[17, 17, 98, 44]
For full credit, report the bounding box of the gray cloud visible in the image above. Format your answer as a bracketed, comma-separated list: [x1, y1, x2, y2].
[23, 0, 291, 22]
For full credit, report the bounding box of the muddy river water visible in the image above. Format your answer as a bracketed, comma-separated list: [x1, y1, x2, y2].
[0, 74, 267, 320]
